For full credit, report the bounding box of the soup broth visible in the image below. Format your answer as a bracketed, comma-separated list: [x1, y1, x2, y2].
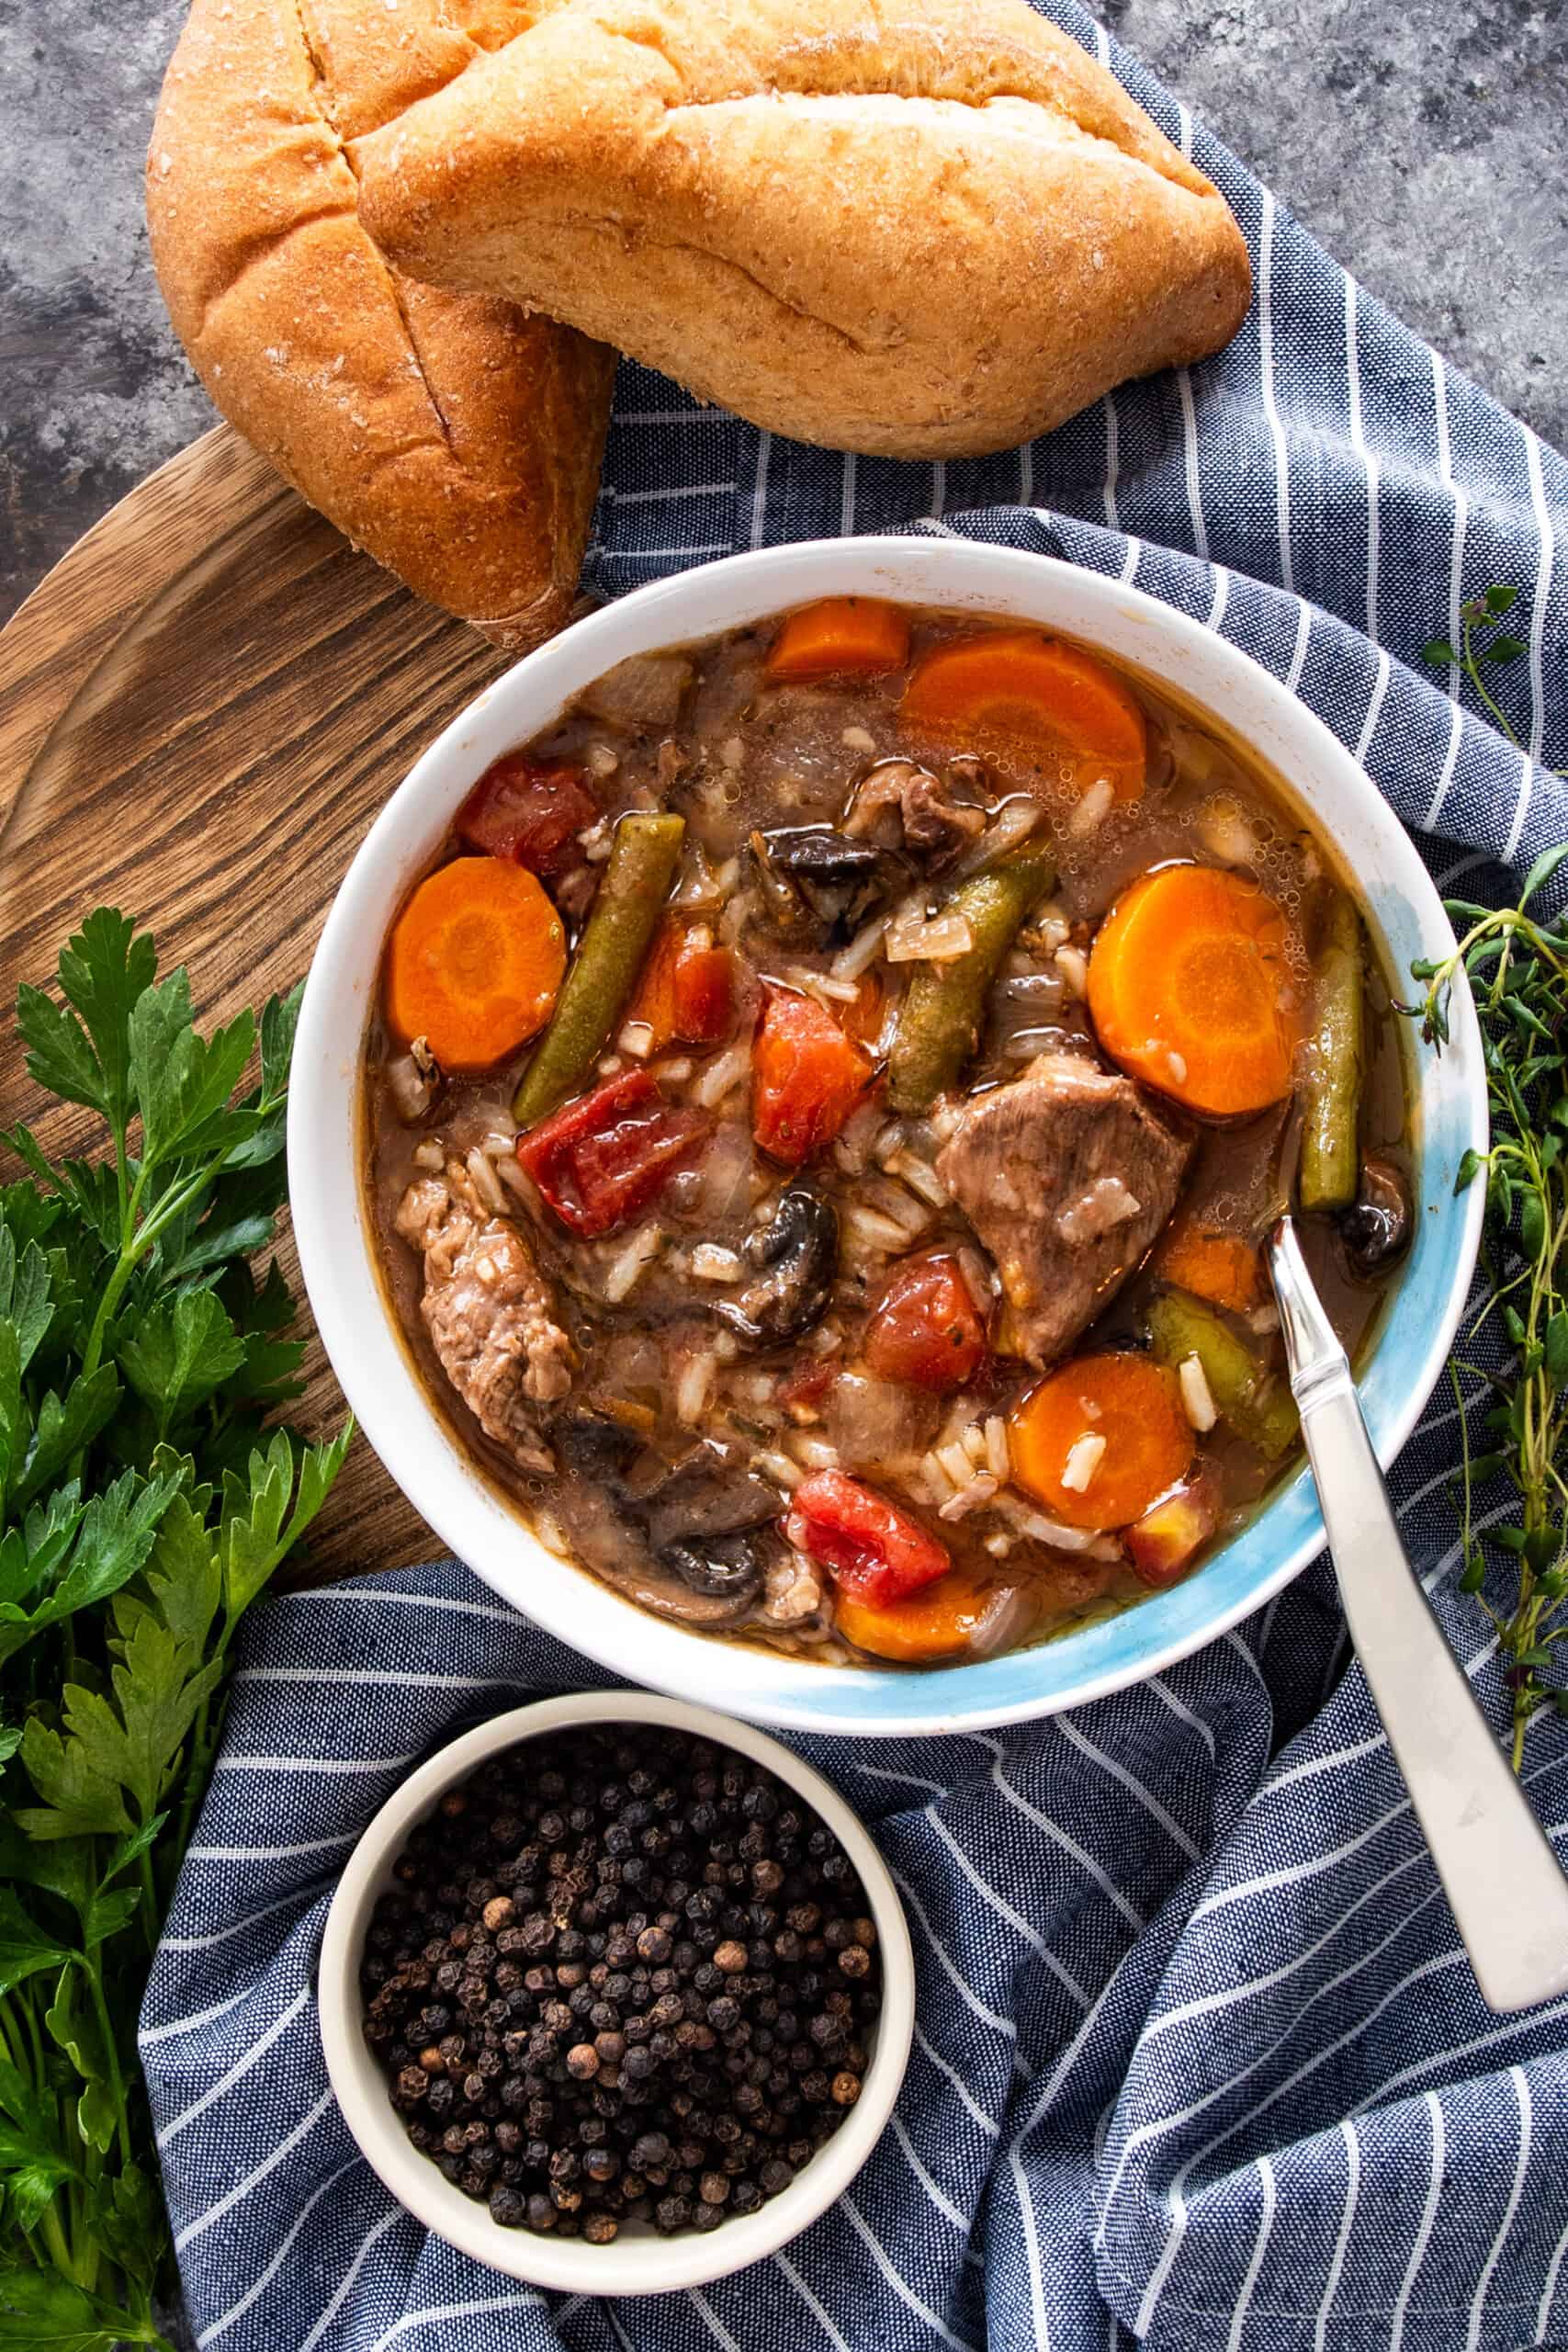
[364, 599, 1412, 1668]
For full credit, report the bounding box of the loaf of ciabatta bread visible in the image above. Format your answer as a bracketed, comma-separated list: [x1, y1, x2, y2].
[354, 0, 1251, 460]
[147, 0, 615, 649]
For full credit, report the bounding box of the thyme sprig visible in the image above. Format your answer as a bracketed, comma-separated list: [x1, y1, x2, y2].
[1410, 585, 1568, 1768]
[1424, 581, 1530, 750]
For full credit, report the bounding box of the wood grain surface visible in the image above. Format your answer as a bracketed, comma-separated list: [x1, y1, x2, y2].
[0, 423, 516, 1577]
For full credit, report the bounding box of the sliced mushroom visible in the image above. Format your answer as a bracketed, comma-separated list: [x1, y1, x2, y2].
[639, 1439, 779, 1552]
[658, 1528, 771, 1605]
[750, 827, 899, 944]
[585, 1542, 762, 1630]
[714, 1189, 840, 1348]
[1340, 1154, 1413, 1277]
[764, 827, 885, 890]
[550, 1425, 771, 1629]
[749, 829, 817, 941]
[552, 1408, 645, 1487]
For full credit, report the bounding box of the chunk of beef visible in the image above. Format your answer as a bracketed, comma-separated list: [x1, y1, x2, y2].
[396, 1159, 576, 1470]
[844, 760, 986, 862]
[936, 1054, 1193, 1364]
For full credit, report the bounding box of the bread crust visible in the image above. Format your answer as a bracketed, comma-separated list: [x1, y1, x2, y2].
[147, 0, 615, 647]
[355, 0, 1252, 460]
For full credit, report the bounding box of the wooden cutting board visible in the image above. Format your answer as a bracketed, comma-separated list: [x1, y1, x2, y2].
[0, 424, 515, 1578]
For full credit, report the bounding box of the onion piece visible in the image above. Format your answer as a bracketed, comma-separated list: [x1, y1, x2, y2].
[821, 1372, 939, 1470]
[962, 1584, 1036, 1659]
[694, 1119, 754, 1223]
[578, 651, 694, 728]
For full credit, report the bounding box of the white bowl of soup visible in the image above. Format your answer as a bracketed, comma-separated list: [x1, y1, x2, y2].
[289, 537, 1486, 1736]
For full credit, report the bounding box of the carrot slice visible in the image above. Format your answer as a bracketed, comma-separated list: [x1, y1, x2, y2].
[384, 857, 566, 1073]
[1009, 1352, 1192, 1531]
[835, 1567, 1019, 1664]
[900, 630, 1147, 801]
[1152, 1213, 1264, 1315]
[1087, 864, 1303, 1117]
[766, 597, 911, 684]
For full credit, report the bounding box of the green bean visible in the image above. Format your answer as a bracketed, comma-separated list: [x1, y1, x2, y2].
[1298, 888, 1365, 1214]
[512, 811, 685, 1126]
[1147, 1291, 1300, 1461]
[887, 838, 1057, 1114]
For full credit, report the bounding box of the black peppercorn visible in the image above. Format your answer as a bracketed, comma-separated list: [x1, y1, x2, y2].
[359, 1724, 882, 2250]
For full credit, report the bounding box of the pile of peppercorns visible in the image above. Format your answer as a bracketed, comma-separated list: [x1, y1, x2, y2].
[359, 1723, 883, 2241]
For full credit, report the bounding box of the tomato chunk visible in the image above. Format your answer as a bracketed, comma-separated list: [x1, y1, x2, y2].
[1126, 1469, 1223, 1589]
[777, 1357, 838, 1414]
[627, 920, 735, 1051]
[457, 755, 600, 876]
[752, 987, 875, 1166]
[784, 1468, 951, 1608]
[515, 1069, 710, 1238]
[673, 939, 735, 1045]
[863, 1254, 987, 1391]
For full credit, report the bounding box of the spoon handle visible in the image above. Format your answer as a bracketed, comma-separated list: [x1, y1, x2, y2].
[1267, 1216, 1568, 2012]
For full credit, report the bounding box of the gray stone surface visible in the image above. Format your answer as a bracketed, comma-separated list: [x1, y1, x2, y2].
[1, 0, 1564, 627]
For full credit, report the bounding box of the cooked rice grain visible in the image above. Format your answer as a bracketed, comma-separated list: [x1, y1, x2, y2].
[675, 1351, 717, 1426]
[466, 1147, 505, 1214]
[1179, 1353, 1218, 1432]
[602, 1223, 663, 1303]
[696, 1046, 750, 1108]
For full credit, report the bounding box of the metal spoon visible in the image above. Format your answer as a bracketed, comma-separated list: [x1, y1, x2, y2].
[1266, 1213, 1568, 2012]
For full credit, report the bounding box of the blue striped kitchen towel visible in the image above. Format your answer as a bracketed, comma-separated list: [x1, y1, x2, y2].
[141, 2, 1568, 2346]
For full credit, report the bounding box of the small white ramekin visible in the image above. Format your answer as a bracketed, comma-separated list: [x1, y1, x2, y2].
[317, 1691, 915, 2294]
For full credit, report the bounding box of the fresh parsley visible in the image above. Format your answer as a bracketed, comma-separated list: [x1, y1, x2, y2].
[1415, 592, 1568, 1769]
[0, 912, 348, 2347]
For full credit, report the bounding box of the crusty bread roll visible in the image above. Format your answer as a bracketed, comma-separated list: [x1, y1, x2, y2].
[147, 0, 615, 649]
[354, 0, 1251, 460]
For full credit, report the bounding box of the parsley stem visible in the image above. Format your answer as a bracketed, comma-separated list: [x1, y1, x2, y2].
[0, 1991, 27, 2083]
[38, 2185, 76, 2285]
[137, 1847, 161, 1955]
[83, 1956, 134, 2171]
[79, 1138, 244, 1382]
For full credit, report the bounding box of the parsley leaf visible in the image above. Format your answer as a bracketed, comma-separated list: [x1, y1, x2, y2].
[117, 1291, 247, 1441]
[0, 1891, 79, 1997]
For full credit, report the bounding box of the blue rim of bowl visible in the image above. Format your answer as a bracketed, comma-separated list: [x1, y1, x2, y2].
[294, 537, 1487, 1736]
